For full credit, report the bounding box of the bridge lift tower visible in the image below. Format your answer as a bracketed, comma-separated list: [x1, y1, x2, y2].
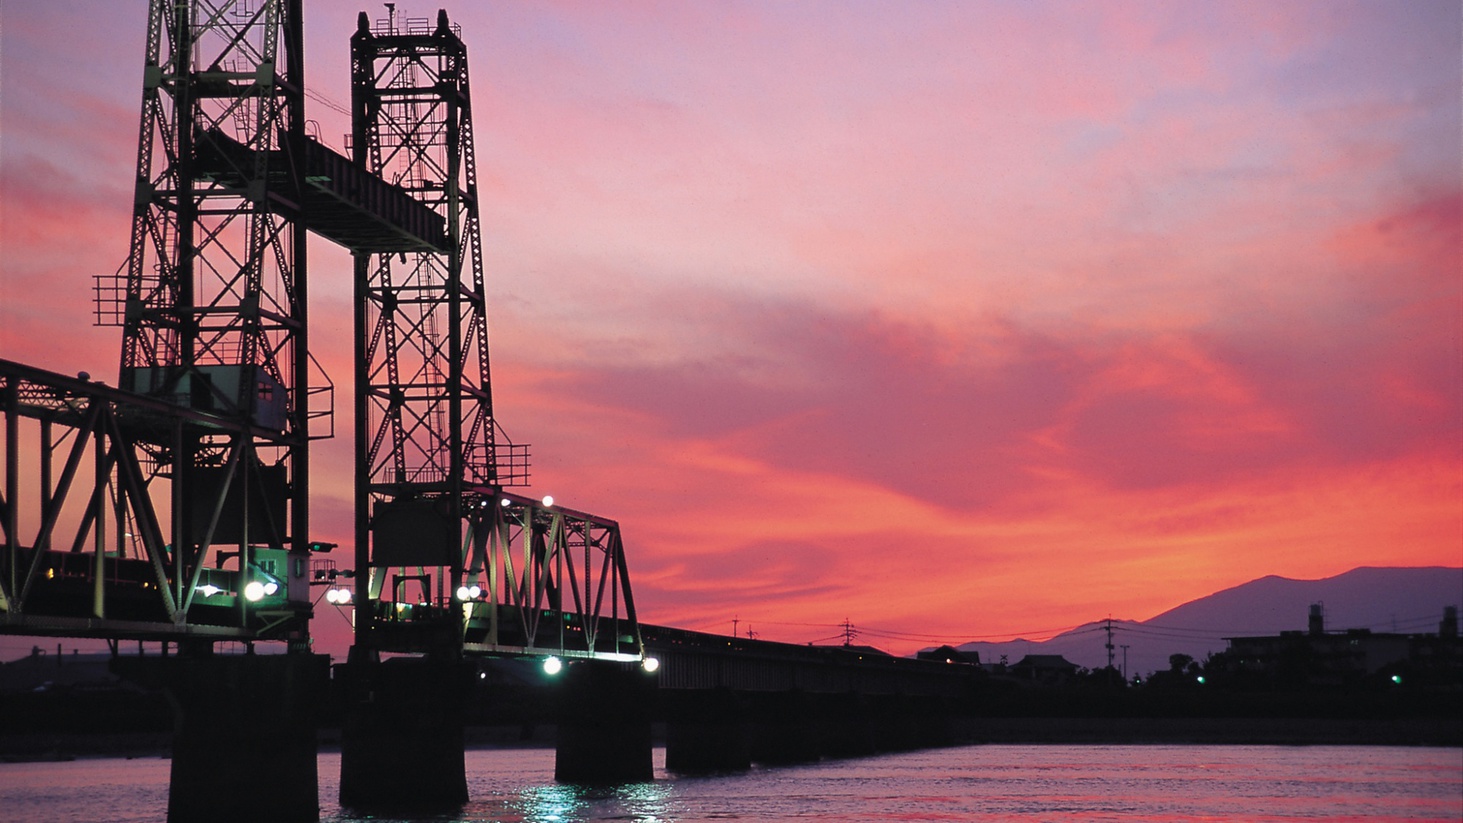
[340, 10, 655, 801]
[3, 0, 323, 650]
[1, 3, 341, 821]
[347, 9, 643, 669]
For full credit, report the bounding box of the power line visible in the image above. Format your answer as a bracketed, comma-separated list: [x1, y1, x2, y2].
[305, 87, 350, 116]
[699, 607, 1459, 651]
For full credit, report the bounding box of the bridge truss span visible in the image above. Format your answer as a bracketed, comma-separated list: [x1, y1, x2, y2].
[361, 489, 642, 661]
[0, 359, 311, 644]
[468, 492, 641, 661]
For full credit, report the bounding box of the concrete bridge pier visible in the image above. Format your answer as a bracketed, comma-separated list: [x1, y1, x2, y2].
[817, 692, 876, 759]
[337, 653, 470, 812]
[747, 690, 822, 765]
[664, 688, 751, 773]
[554, 659, 656, 783]
[870, 693, 955, 752]
[141, 652, 329, 823]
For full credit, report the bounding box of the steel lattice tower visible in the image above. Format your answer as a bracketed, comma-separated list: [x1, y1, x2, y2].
[98, 0, 314, 647]
[352, 9, 497, 491]
[350, 9, 527, 653]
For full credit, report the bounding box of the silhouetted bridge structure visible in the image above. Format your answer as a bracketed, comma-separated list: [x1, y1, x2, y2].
[0, 4, 981, 821]
[647, 625, 981, 771]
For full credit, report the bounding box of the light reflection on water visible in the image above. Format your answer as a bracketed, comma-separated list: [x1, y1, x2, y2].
[0, 744, 1457, 823]
[507, 781, 673, 823]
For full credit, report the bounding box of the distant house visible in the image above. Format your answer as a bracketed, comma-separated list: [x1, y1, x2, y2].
[1009, 654, 1078, 684]
[916, 645, 980, 665]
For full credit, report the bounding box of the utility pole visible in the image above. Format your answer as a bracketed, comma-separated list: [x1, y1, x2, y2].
[1105, 617, 1115, 670]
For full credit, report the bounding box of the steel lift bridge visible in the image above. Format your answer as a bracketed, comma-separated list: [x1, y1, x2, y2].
[0, 1, 644, 672]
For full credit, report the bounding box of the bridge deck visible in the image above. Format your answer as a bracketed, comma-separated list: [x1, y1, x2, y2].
[643, 624, 980, 697]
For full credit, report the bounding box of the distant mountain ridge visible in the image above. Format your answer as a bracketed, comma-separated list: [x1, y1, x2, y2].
[949, 567, 1462, 678]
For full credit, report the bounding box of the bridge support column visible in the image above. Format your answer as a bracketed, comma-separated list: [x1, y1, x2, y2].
[870, 694, 954, 752]
[748, 690, 821, 765]
[818, 692, 875, 759]
[158, 653, 329, 823]
[555, 659, 654, 783]
[338, 654, 469, 812]
[664, 688, 750, 773]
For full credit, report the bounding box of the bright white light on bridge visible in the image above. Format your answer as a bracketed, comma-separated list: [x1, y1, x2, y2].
[541, 495, 554, 507]
[641, 657, 660, 673]
[455, 584, 482, 601]
[262, 581, 279, 596]
[325, 587, 353, 605]
[196, 584, 223, 598]
[244, 581, 266, 602]
[543, 656, 563, 676]
[500, 498, 511, 507]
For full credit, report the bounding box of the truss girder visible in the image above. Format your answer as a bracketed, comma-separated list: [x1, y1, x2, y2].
[0, 360, 309, 642]
[355, 489, 642, 660]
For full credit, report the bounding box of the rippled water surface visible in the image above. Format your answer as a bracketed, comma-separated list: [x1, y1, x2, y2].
[1, 744, 1458, 822]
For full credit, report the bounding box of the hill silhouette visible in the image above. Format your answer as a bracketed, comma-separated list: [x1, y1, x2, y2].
[951, 566, 1462, 677]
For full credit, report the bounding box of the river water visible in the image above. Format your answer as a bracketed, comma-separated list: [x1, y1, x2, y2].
[1, 744, 1458, 822]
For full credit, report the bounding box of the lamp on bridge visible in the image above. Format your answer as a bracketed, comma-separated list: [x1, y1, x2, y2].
[243, 579, 280, 602]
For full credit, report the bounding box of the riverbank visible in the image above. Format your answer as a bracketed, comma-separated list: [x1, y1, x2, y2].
[5, 712, 1458, 763]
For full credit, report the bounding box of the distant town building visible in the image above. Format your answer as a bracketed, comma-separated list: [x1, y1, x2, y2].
[1216, 604, 1461, 688]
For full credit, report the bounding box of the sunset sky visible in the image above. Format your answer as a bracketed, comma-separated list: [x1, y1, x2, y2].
[1, 1, 1459, 658]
